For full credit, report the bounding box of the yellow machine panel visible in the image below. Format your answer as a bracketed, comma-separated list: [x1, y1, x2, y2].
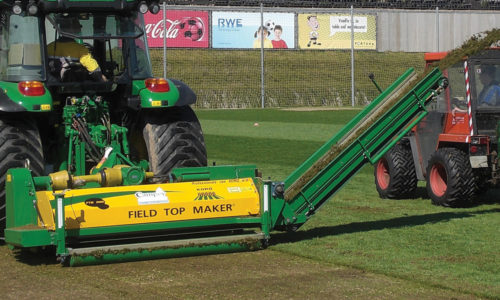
[37, 178, 261, 230]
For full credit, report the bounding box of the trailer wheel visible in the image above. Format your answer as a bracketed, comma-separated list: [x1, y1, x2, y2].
[374, 143, 417, 199]
[142, 106, 207, 177]
[0, 117, 44, 234]
[426, 148, 476, 207]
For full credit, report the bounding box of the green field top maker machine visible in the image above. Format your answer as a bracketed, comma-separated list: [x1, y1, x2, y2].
[0, 0, 449, 266]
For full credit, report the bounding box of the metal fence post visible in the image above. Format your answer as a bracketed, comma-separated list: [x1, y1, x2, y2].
[163, 1, 167, 78]
[260, 2, 265, 108]
[350, 5, 355, 107]
[436, 6, 439, 52]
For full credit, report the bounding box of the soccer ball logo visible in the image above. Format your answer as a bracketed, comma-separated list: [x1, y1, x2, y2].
[264, 20, 275, 32]
[179, 17, 204, 41]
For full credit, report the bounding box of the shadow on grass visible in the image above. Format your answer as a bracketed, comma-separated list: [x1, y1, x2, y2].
[412, 187, 429, 199]
[380, 187, 500, 207]
[270, 208, 500, 245]
[10, 247, 60, 266]
[476, 189, 500, 204]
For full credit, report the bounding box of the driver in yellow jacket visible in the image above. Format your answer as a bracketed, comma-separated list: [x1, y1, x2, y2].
[47, 17, 107, 82]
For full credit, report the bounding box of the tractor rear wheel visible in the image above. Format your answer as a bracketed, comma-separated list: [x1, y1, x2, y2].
[142, 106, 207, 178]
[426, 148, 477, 207]
[0, 117, 44, 235]
[374, 142, 417, 199]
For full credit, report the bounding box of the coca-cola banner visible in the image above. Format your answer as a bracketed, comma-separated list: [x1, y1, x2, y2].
[144, 10, 209, 48]
[212, 12, 295, 49]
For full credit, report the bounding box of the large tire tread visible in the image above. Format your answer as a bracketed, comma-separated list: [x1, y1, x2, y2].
[374, 142, 418, 199]
[426, 148, 477, 207]
[142, 106, 207, 177]
[0, 117, 44, 234]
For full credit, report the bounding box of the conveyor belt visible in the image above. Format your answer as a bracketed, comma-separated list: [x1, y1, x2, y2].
[274, 68, 447, 229]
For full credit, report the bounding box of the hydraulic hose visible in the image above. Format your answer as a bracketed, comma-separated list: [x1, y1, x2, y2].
[72, 116, 101, 162]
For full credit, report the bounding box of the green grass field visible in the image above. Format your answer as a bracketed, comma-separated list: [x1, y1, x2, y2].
[0, 108, 498, 299]
[197, 108, 500, 299]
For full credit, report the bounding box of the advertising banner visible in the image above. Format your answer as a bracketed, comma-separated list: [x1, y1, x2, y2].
[144, 10, 209, 48]
[298, 14, 376, 50]
[212, 12, 295, 49]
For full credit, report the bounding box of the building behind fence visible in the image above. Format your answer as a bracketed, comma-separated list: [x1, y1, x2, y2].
[149, 5, 500, 108]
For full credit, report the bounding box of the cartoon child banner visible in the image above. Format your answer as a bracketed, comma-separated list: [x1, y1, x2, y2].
[298, 14, 376, 50]
[212, 12, 294, 49]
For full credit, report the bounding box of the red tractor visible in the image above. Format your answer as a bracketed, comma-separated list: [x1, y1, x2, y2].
[374, 49, 500, 207]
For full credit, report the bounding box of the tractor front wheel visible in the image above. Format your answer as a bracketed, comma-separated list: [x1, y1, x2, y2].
[142, 106, 207, 178]
[374, 142, 417, 199]
[0, 117, 44, 234]
[426, 148, 477, 207]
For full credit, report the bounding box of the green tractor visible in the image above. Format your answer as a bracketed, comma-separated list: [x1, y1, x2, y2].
[0, 0, 207, 234]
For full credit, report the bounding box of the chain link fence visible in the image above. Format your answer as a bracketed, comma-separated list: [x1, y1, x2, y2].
[149, 6, 427, 108]
[166, 1, 500, 10]
[151, 49, 425, 109]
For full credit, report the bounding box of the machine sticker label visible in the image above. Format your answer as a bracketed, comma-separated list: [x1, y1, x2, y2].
[85, 198, 109, 209]
[193, 192, 223, 200]
[452, 115, 465, 125]
[136, 187, 170, 205]
[229, 186, 254, 193]
[227, 187, 241, 193]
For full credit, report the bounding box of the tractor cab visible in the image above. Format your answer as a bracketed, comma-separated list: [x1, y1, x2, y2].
[0, 5, 154, 94]
[45, 12, 153, 87]
[468, 51, 500, 138]
[418, 50, 500, 143]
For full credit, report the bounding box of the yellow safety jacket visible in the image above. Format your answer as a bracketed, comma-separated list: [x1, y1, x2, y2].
[46, 40, 99, 72]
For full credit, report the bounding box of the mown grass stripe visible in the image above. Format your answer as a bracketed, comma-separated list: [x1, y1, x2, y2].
[196, 109, 361, 124]
[200, 119, 343, 142]
[204, 134, 323, 169]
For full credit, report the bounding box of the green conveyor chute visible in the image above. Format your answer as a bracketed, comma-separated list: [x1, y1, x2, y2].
[268, 67, 447, 231]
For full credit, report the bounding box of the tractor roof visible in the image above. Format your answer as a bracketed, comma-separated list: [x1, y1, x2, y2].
[424, 52, 448, 63]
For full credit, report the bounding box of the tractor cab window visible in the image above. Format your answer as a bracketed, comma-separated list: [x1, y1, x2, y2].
[45, 12, 152, 83]
[474, 63, 500, 108]
[0, 12, 44, 81]
[104, 14, 153, 80]
[445, 63, 468, 114]
[47, 13, 144, 40]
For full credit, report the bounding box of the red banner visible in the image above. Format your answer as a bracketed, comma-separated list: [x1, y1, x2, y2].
[144, 10, 209, 48]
